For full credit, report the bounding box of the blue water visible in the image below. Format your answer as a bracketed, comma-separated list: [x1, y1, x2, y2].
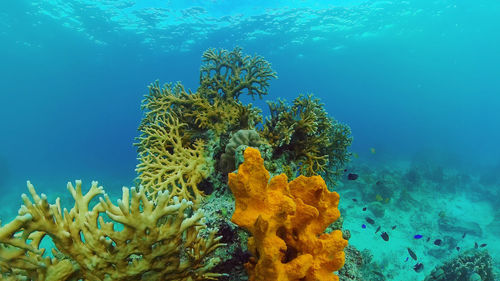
[1, 0, 499, 279]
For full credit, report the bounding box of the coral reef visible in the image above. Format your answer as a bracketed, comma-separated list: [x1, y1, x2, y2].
[0, 181, 223, 281]
[229, 147, 347, 281]
[261, 94, 352, 180]
[219, 129, 269, 174]
[424, 249, 495, 281]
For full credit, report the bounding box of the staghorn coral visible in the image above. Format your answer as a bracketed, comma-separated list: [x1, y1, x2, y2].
[1, 180, 224, 281]
[261, 94, 352, 179]
[136, 114, 212, 204]
[228, 147, 347, 281]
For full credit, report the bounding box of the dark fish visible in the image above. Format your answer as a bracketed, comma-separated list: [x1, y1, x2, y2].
[413, 263, 424, 273]
[456, 246, 460, 251]
[375, 226, 381, 233]
[365, 217, 375, 224]
[462, 232, 466, 239]
[407, 248, 417, 260]
[381, 232, 389, 241]
[348, 173, 359, 180]
[362, 224, 366, 229]
[352, 198, 358, 202]
[391, 225, 397, 230]
[475, 242, 478, 249]
[480, 243, 487, 248]
[414, 234, 423, 239]
[362, 207, 367, 211]
[372, 271, 384, 277]
[426, 237, 430, 242]
[405, 257, 409, 262]
[344, 169, 348, 172]
[434, 239, 442, 246]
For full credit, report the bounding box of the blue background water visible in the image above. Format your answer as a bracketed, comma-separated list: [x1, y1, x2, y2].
[1, 1, 498, 203]
[1, 0, 500, 278]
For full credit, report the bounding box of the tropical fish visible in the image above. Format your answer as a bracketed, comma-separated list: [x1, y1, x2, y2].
[362, 224, 367, 229]
[475, 242, 478, 249]
[362, 207, 367, 211]
[426, 237, 430, 242]
[381, 232, 389, 241]
[370, 147, 376, 154]
[348, 173, 359, 180]
[414, 234, 423, 239]
[480, 243, 487, 248]
[353, 152, 359, 158]
[407, 248, 417, 260]
[375, 226, 381, 233]
[372, 271, 384, 277]
[352, 198, 358, 202]
[391, 225, 397, 230]
[405, 257, 409, 262]
[462, 232, 466, 239]
[434, 239, 442, 246]
[365, 217, 375, 224]
[413, 263, 424, 273]
[456, 246, 460, 251]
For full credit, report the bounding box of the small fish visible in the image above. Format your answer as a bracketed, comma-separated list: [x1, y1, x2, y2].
[362, 224, 366, 229]
[375, 226, 381, 233]
[353, 152, 359, 158]
[372, 271, 384, 277]
[434, 239, 442, 246]
[344, 169, 348, 172]
[391, 225, 397, 230]
[475, 242, 478, 249]
[352, 198, 358, 202]
[480, 243, 487, 248]
[405, 257, 409, 262]
[348, 173, 359, 180]
[456, 246, 460, 251]
[426, 237, 430, 242]
[370, 147, 376, 154]
[414, 234, 423, 239]
[362, 207, 367, 211]
[413, 263, 424, 273]
[381, 232, 389, 241]
[462, 232, 466, 239]
[407, 248, 417, 260]
[365, 217, 375, 224]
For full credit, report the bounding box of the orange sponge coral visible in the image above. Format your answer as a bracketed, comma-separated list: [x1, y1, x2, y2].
[229, 147, 347, 281]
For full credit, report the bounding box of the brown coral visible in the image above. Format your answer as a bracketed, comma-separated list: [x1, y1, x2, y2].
[229, 147, 347, 281]
[262, 94, 352, 179]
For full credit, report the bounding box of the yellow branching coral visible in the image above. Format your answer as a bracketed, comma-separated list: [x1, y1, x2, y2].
[1, 180, 224, 281]
[229, 147, 347, 281]
[136, 114, 212, 204]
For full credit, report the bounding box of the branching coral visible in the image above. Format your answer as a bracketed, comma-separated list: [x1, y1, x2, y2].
[136, 114, 212, 204]
[261, 94, 352, 179]
[228, 147, 347, 281]
[1, 180, 224, 281]
[200, 47, 277, 100]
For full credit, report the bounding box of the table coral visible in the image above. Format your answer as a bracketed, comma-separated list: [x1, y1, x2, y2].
[228, 147, 347, 281]
[1, 180, 224, 281]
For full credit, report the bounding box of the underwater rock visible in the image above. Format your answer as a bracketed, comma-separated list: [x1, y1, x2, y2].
[368, 201, 385, 218]
[438, 216, 483, 237]
[424, 249, 495, 281]
[396, 188, 419, 211]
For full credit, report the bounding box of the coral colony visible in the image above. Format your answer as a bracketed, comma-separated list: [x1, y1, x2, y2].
[0, 48, 352, 280]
